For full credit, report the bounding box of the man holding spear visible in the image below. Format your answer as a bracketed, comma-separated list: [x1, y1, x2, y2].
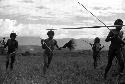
[83, 37, 104, 69]
[4, 33, 18, 71]
[41, 29, 61, 75]
[104, 19, 125, 79]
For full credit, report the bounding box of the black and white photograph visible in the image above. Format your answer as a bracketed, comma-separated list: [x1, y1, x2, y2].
[0, 0, 125, 84]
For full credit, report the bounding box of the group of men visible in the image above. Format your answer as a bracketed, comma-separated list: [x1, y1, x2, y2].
[41, 19, 125, 80]
[86, 19, 125, 80]
[2, 19, 125, 80]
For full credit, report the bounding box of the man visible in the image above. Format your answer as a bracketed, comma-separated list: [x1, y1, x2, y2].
[104, 19, 125, 79]
[4, 33, 18, 71]
[41, 30, 61, 75]
[1, 37, 6, 54]
[2, 38, 6, 45]
[90, 37, 104, 69]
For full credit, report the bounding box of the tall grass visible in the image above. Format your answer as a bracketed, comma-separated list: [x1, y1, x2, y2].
[0, 50, 124, 84]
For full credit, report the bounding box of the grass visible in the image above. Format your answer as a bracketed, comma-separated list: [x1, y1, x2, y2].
[0, 50, 124, 84]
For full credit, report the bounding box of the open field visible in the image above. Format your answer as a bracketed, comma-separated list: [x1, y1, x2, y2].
[0, 49, 125, 84]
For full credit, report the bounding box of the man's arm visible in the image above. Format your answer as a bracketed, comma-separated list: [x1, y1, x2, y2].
[55, 40, 61, 50]
[99, 45, 105, 51]
[4, 40, 8, 48]
[16, 41, 18, 49]
[41, 39, 47, 49]
[14, 41, 18, 53]
[105, 31, 114, 42]
[89, 43, 93, 47]
[41, 39, 44, 45]
[92, 44, 95, 51]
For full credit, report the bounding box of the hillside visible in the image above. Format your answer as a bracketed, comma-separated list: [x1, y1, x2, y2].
[0, 37, 110, 50]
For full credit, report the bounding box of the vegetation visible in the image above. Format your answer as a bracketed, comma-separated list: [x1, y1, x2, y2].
[0, 50, 124, 84]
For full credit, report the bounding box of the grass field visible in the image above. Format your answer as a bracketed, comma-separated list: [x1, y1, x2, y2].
[0, 49, 125, 84]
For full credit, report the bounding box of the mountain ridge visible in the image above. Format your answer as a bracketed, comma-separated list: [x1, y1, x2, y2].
[0, 36, 110, 50]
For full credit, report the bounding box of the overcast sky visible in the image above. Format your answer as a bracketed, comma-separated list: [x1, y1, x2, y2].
[0, 0, 125, 39]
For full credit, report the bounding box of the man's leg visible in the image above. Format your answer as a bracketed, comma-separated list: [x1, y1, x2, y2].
[93, 51, 99, 69]
[10, 54, 15, 70]
[43, 53, 48, 75]
[6, 56, 9, 71]
[122, 48, 125, 62]
[93, 54, 97, 69]
[47, 53, 53, 68]
[116, 49, 124, 74]
[104, 49, 115, 79]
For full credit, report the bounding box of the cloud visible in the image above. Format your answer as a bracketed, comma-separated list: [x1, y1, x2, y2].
[0, 18, 124, 39]
[93, 7, 111, 11]
[0, 19, 16, 36]
[20, 0, 34, 3]
[0, 0, 124, 39]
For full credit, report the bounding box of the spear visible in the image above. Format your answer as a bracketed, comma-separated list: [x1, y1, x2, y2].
[83, 40, 92, 46]
[78, 2, 111, 30]
[78, 2, 125, 44]
[40, 38, 52, 52]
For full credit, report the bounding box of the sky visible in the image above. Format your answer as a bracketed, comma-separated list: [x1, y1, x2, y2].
[0, 0, 125, 39]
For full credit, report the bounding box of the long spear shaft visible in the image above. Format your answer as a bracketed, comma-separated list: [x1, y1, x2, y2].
[83, 40, 91, 45]
[78, 2, 125, 44]
[78, 2, 111, 31]
[40, 38, 52, 52]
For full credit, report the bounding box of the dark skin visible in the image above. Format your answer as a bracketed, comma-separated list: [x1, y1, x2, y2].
[4, 36, 18, 51]
[41, 34, 60, 50]
[41, 33, 61, 75]
[4, 35, 18, 71]
[105, 23, 124, 44]
[90, 42, 104, 69]
[104, 23, 125, 80]
[48, 34, 60, 49]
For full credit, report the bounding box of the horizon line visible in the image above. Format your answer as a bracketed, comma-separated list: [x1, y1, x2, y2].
[0, 36, 106, 39]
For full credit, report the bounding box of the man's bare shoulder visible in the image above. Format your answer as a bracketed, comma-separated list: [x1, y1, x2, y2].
[7, 39, 11, 42]
[15, 40, 18, 43]
[120, 31, 124, 34]
[52, 39, 57, 43]
[44, 39, 48, 42]
[53, 39, 57, 41]
[110, 29, 116, 32]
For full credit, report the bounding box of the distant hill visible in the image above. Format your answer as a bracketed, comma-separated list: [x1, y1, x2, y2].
[18, 45, 43, 53]
[0, 37, 110, 50]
